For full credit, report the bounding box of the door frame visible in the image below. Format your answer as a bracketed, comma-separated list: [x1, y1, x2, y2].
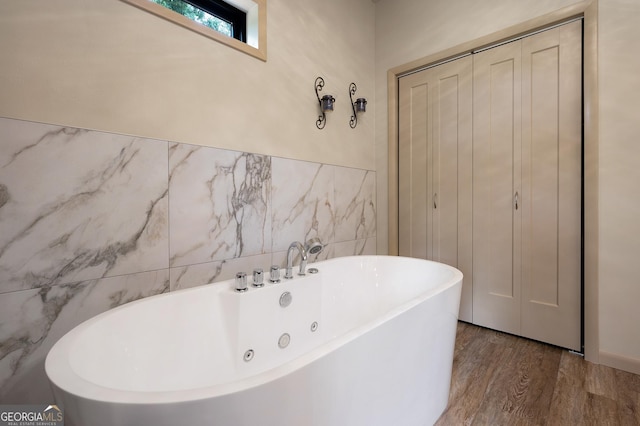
[387, 1, 599, 363]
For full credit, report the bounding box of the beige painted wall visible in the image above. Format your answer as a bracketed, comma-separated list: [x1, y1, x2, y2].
[375, 0, 640, 372]
[597, 0, 640, 371]
[0, 0, 375, 170]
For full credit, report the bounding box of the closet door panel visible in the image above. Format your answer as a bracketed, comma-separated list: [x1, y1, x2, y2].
[398, 57, 473, 321]
[528, 44, 560, 306]
[432, 73, 459, 266]
[431, 57, 473, 321]
[521, 20, 582, 350]
[399, 73, 430, 259]
[473, 41, 522, 334]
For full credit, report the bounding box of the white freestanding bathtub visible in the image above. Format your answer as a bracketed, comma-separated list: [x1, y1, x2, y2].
[46, 255, 462, 426]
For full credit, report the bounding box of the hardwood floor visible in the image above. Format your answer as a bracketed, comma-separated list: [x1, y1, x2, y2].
[435, 322, 640, 425]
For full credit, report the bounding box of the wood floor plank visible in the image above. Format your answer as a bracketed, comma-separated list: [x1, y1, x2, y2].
[584, 392, 620, 426]
[547, 352, 588, 424]
[435, 330, 510, 424]
[473, 339, 560, 425]
[613, 368, 640, 425]
[437, 322, 640, 426]
[586, 362, 619, 399]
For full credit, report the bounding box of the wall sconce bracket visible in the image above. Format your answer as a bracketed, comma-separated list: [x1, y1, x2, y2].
[349, 82, 367, 129]
[315, 77, 335, 129]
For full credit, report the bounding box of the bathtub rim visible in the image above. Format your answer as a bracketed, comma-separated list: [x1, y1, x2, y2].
[45, 255, 463, 405]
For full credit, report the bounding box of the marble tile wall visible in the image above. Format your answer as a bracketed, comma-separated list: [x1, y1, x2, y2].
[0, 117, 376, 403]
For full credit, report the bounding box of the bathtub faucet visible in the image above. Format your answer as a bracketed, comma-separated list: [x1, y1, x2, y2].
[285, 241, 307, 279]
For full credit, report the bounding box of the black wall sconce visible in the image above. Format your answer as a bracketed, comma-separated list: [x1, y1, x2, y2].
[315, 77, 335, 129]
[349, 82, 367, 129]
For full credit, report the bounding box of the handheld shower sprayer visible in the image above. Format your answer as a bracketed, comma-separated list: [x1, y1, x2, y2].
[305, 237, 324, 256]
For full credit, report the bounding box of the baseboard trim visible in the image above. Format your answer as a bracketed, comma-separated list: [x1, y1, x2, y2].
[599, 350, 640, 375]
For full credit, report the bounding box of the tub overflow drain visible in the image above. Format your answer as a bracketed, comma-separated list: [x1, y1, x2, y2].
[243, 349, 254, 362]
[278, 333, 291, 349]
[310, 321, 319, 332]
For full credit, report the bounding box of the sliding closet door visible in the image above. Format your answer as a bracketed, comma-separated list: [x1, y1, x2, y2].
[431, 59, 473, 270]
[473, 21, 582, 349]
[520, 21, 582, 351]
[431, 58, 473, 321]
[472, 40, 522, 335]
[399, 71, 430, 260]
[398, 57, 473, 321]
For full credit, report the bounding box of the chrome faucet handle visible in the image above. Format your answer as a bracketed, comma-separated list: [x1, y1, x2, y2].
[298, 258, 307, 276]
[269, 265, 281, 283]
[235, 272, 248, 292]
[252, 268, 264, 287]
[284, 265, 294, 279]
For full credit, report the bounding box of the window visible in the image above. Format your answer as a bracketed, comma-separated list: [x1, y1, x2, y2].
[150, 0, 246, 42]
[122, 0, 267, 61]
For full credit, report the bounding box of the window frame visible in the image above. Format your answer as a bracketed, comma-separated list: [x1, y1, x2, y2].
[184, 0, 247, 42]
[121, 0, 267, 62]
